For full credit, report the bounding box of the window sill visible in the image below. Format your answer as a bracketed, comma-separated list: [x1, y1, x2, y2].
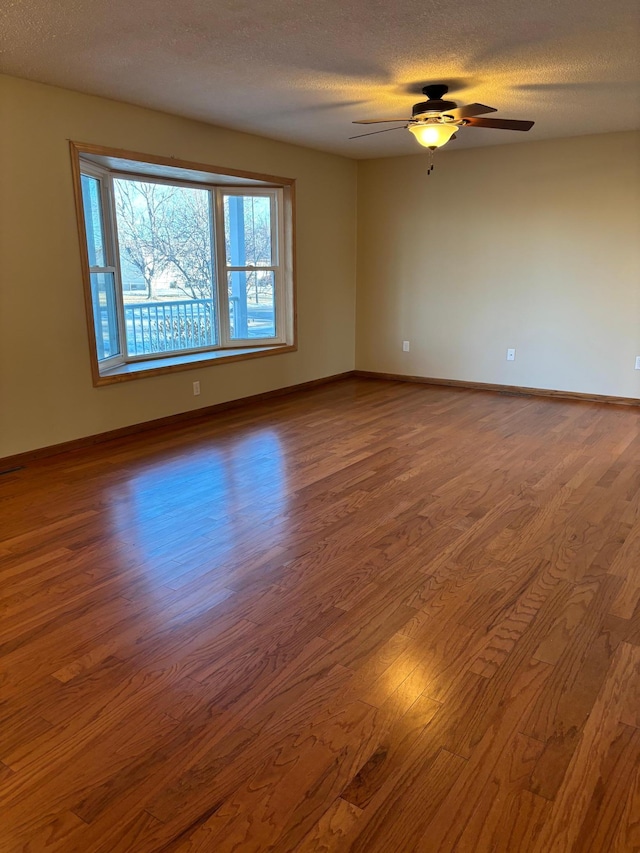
[95, 343, 296, 385]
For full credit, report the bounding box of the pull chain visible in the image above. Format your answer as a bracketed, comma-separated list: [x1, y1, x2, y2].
[426, 149, 435, 176]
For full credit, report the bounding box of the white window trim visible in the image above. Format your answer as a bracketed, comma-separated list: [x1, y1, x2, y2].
[218, 187, 286, 348]
[81, 161, 125, 371]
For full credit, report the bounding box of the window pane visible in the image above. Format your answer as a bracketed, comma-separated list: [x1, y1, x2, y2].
[228, 270, 275, 339]
[112, 179, 217, 356]
[81, 175, 105, 267]
[90, 273, 120, 360]
[224, 195, 272, 267]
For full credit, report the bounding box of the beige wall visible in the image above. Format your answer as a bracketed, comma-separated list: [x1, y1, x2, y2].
[356, 131, 640, 399]
[0, 75, 357, 457]
[2, 75, 638, 460]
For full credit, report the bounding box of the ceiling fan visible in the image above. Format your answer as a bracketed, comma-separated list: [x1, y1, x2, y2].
[350, 84, 534, 152]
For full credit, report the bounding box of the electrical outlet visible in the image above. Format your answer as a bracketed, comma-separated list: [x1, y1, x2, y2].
[506, 348, 516, 361]
[193, 381, 201, 396]
[402, 341, 410, 352]
[635, 356, 640, 370]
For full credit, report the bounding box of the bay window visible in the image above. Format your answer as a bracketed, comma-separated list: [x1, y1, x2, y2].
[71, 143, 295, 384]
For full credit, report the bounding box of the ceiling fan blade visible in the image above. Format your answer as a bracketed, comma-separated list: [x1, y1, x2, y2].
[465, 116, 534, 131]
[445, 103, 497, 119]
[349, 126, 407, 139]
[352, 118, 412, 124]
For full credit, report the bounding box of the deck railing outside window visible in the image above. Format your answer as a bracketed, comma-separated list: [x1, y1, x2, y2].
[123, 299, 215, 356]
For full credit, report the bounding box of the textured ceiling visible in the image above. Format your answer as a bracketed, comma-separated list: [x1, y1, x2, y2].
[1, 0, 639, 158]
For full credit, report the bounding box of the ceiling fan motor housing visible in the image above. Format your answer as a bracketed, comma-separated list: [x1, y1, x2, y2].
[412, 84, 456, 119]
[411, 99, 457, 118]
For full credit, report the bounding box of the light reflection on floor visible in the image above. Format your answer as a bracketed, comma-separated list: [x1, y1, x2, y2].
[101, 428, 287, 597]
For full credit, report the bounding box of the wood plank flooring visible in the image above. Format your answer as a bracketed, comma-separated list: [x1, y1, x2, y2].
[1, 377, 640, 852]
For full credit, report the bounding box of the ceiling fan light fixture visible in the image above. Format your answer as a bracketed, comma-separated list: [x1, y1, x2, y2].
[408, 122, 458, 149]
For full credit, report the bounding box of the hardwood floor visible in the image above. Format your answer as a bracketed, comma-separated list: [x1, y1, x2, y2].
[1, 377, 639, 852]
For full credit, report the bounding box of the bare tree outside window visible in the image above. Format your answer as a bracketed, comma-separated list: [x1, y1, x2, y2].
[113, 180, 176, 300]
[114, 181, 274, 308]
[158, 190, 214, 300]
[114, 179, 217, 301]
